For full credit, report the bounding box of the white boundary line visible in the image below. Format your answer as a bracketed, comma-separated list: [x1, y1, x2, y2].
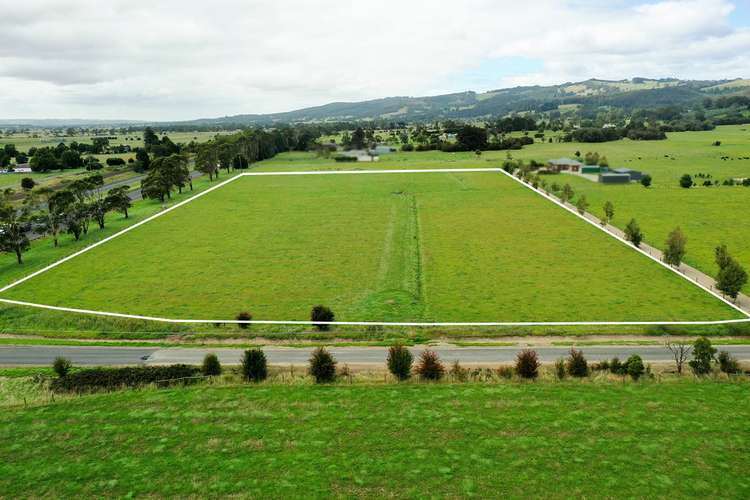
[0, 167, 747, 326]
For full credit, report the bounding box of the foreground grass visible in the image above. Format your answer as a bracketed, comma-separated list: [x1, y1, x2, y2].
[1, 381, 748, 497]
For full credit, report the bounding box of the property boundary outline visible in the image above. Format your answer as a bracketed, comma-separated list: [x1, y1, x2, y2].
[0, 167, 747, 326]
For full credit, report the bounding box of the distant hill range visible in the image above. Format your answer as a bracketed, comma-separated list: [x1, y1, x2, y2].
[3, 78, 749, 127]
[183, 78, 750, 126]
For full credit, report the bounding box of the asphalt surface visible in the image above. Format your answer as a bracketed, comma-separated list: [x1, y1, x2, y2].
[2, 344, 750, 366]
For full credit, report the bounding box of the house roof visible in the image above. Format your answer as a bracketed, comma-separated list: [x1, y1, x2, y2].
[548, 158, 583, 166]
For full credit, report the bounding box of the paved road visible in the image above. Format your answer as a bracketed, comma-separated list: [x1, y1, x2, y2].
[2, 345, 750, 366]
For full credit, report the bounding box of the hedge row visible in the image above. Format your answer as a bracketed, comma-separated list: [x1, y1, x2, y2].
[51, 364, 201, 393]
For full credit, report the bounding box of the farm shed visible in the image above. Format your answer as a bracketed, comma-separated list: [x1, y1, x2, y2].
[599, 173, 631, 184]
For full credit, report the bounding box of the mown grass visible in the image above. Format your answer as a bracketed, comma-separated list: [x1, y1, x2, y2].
[1, 170, 739, 322]
[0, 381, 748, 497]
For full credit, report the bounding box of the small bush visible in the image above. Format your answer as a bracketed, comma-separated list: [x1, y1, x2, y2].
[496, 366, 514, 380]
[309, 347, 337, 383]
[106, 157, 126, 166]
[624, 354, 645, 380]
[52, 357, 72, 378]
[202, 353, 222, 376]
[450, 360, 468, 382]
[610, 357, 625, 375]
[236, 311, 252, 329]
[718, 351, 741, 374]
[310, 305, 335, 331]
[515, 349, 540, 379]
[387, 344, 413, 381]
[415, 350, 444, 381]
[554, 358, 566, 380]
[566, 349, 589, 377]
[51, 365, 200, 393]
[592, 360, 610, 371]
[21, 177, 36, 190]
[241, 349, 268, 382]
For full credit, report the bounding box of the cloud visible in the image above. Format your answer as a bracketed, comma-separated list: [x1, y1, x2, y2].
[0, 0, 748, 120]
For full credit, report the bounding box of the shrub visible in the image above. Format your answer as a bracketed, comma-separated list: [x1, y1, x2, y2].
[515, 349, 540, 379]
[236, 311, 252, 329]
[496, 366, 514, 379]
[679, 174, 693, 188]
[593, 359, 610, 371]
[241, 349, 268, 382]
[333, 155, 357, 162]
[106, 157, 126, 166]
[20, 177, 36, 190]
[309, 347, 337, 383]
[51, 365, 200, 393]
[202, 353, 222, 376]
[387, 344, 413, 381]
[689, 336, 716, 375]
[450, 360, 468, 382]
[401, 143, 414, 152]
[718, 351, 741, 374]
[554, 358, 566, 380]
[52, 357, 72, 378]
[624, 354, 645, 380]
[610, 357, 625, 375]
[566, 349, 589, 377]
[415, 350, 444, 381]
[640, 174, 652, 188]
[310, 305, 335, 331]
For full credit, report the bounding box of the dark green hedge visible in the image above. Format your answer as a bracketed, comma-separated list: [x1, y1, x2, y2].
[51, 365, 201, 393]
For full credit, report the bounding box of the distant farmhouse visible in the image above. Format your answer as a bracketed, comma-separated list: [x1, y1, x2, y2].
[546, 158, 583, 172]
[0, 163, 32, 174]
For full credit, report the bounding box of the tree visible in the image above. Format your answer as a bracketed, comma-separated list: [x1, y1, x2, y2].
[716, 259, 748, 300]
[143, 127, 159, 151]
[456, 124, 488, 151]
[624, 218, 643, 247]
[602, 200, 614, 225]
[350, 127, 366, 149]
[679, 174, 693, 188]
[60, 150, 83, 169]
[575, 195, 589, 215]
[689, 336, 716, 375]
[640, 174, 652, 187]
[45, 190, 75, 246]
[624, 355, 645, 380]
[560, 183, 574, 203]
[663, 227, 687, 266]
[241, 349, 268, 382]
[141, 162, 173, 202]
[415, 350, 445, 381]
[309, 347, 337, 383]
[134, 148, 151, 172]
[715, 244, 732, 271]
[515, 349, 540, 379]
[105, 186, 131, 218]
[664, 336, 692, 375]
[195, 144, 219, 180]
[0, 203, 31, 264]
[387, 344, 413, 381]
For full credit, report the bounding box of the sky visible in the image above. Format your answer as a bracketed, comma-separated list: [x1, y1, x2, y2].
[1, 0, 749, 121]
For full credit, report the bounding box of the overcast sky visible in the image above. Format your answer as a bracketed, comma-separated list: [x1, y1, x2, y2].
[1, 0, 749, 121]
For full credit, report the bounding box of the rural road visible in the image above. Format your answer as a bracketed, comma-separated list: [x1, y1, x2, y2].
[2, 345, 750, 366]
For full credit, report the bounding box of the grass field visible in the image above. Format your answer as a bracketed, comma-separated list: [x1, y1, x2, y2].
[0, 170, 740, 322]
[1, 381, 748, 497]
